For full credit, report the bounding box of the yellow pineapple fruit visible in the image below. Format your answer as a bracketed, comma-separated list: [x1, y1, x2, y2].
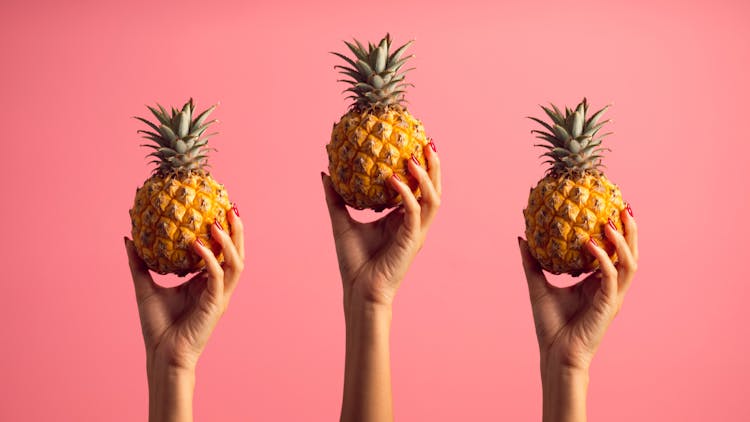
[327, 34, 429, 211]
[130, 99, 231, 276]
[523, 98, 626, 275]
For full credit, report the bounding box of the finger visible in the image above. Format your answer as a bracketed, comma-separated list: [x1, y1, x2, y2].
[321, 172, 355, 235]
[425, 139, 442, 196]
[518, 237, 551, 302]
[584, 238, 618, 302]
[388, 174, 421, 234]
[227, 204, 245, 261]
[622, 205, 638, 261]
[124, 237, 157, 302]
[604, 218, 636, 297]
[210, 220, 243, 297]
[192, 239, 224, 302]
[605, 218, 636, 273]
[407, 154, 440, 228]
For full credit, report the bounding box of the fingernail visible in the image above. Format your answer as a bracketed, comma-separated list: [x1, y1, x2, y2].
[589, 238, 599, 247]
[196, 238, 205, 247]
[608, 219, 617, 231]
[320, 171, 325, 180]
[411, 155, 420, 166]
[626, 203, 634, 217]
[429, 140, 437, 152]
[517, 236, 522, 245]
[392, 173, 402, 183]
[232, 203, 240, 217]
[214, 220, 223, 231]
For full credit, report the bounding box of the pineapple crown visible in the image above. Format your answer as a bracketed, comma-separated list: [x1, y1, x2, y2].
[135, 99, 218, 175]
[332, 33, 414, 111]
[529, 98, 612, 176]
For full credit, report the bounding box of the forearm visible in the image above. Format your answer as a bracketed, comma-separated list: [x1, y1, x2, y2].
[541, 363, 589, 422]
[147, 362, 196, 422]
[341, 300, 394, 422]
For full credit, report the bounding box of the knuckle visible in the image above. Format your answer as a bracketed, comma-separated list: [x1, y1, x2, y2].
[235, 261, 245, 273]
[409, 204, 421, 218]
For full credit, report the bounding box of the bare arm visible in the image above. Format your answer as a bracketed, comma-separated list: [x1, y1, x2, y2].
[341, 302, 394, 421]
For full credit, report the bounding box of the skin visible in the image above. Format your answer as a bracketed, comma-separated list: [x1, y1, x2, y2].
[125, 207, 245, 422]
[323, 143, 441, 422]
[519, 207, 638, 422]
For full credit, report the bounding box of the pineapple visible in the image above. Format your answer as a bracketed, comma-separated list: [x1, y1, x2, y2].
[523, 98, 625, 275]
[327, 34, 429, 211]
[130, 99, 231, 276]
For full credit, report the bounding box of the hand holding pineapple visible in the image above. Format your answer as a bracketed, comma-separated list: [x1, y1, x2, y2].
[323, 141, 440, 310]
[324, 138, 440, 422]
[519, 205, 638, 421]
[124, 205, 244, 421]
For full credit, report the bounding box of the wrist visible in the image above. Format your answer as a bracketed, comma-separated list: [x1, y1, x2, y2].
[345, 296, 393, 323]
[147, 360, 196, 383]
[542, 363, 589, 388]
[540, 354, 590, 379]
[539, 346, 593, 380]
[146, 347, 199, 377]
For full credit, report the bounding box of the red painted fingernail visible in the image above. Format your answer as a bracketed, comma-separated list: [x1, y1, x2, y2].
[626, 203, 634, 217]
[232, 204, 240, 217]
[429, 140, 437, 152]
[392, 173, 402, 182]
[214, 220, 223, 231]
[411, 155, 420, 166]
[608, 219, 617, 231]
[589, 238, 599, 247]
[196, 238, 205, 247]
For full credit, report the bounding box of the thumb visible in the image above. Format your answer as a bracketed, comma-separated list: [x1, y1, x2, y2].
[321, 172, 354, 235]
[124, 237, 157, 302]
[518, 237, 551, 302]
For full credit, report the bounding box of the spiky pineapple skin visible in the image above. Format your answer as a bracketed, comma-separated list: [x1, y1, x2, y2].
[130, 171, 231, 276]
[327, 107, 428, 210]
[524, 172, 625, 275]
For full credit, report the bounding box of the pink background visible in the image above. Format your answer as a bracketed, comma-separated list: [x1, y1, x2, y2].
[1, 0, 748, 420]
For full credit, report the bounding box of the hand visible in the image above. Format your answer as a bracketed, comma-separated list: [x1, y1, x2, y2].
[125, 207, 245, 372]
[519, 206, 639, 374]
[322, 145, 442, 311]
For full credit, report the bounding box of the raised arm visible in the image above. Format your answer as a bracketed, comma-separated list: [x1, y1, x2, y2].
[519, 205, 638, 422]
[125, 205, 245, 422]
[323, 142, 441, 422]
